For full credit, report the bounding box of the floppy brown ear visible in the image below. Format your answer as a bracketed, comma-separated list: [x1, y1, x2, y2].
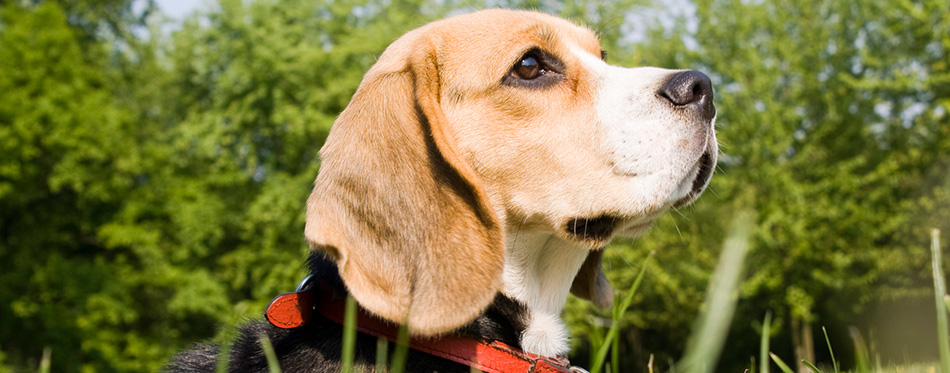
[304, 31, 505, 336]
[570, 250, 614, 309]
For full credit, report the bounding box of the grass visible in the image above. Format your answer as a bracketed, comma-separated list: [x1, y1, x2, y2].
[762, 318, 839, 373]
[336, 294, 410, 373]
[38, 348, 50, 373]
[314, 209, 754, 373]
[760, 311, 772, 373]
[823, 327, 840, 373]
[341, 296, 357, 373]
[589, 250, 654, 373]
[753, 228, 950, 373]
[31, 223, 945, 372]
[675, 211, 753, 373]
[259, 333, 282, 373]
[933, 229, 950, 373]
[22, 225, 948, 373]
[582, 222, 949, 373]
[245, 209, 756, 373]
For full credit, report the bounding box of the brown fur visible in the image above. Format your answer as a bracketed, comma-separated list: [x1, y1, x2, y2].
[171, 8, 719, 368]
[303, 10, 614, 336]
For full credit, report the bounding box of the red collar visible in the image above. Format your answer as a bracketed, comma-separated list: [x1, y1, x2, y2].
[265, 275, 578, 373]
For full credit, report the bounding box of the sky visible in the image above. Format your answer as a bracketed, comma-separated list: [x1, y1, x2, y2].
[150, 0, 690, 47]
[154, 0, 204, 19]
[152, 0, 689, 24]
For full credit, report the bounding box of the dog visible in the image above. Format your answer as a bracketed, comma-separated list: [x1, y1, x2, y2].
[168, 8, 717, 372]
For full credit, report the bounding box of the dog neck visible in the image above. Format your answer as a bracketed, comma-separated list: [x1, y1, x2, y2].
[502, 230, 591, 357]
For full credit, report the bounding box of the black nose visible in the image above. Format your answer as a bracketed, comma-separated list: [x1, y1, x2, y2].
[658, 70, 715, 120]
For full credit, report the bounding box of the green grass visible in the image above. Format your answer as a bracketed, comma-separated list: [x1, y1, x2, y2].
[769, 352, 795, 373]
[589, 251, 654, 373]
[760, 311, 772, 373]
[675, 211, 753, 373]
[248, 224, 950, 373]
[933, 229, 950, 373]
[25, 225, 950, 372]
[752, 227, 949, 373]
[38, 348, 50, 373]
[390, 324, 411, 373]
[336, 293, 410, 373]
[341, 296, 357, 373]
[259, 333, 282, 373]
[823, 327, 840, 373]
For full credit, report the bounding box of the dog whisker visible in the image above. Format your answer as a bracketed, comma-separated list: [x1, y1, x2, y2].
[671, 216, 684, 241]
[671, 206, 690, 221]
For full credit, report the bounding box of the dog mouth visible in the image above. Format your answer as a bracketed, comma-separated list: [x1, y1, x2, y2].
[564, 215, 618, 241]
[672, 151, 715, 208]
[564, 151, 715, 242]
[562, 147, 716, 241]
[563, 214, 660, 245]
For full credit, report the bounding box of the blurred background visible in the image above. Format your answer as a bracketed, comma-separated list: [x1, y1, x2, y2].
[1, 0, 948, 371]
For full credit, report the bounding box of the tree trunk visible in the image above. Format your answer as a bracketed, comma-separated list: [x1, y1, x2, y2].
[791, 315, 816, 373]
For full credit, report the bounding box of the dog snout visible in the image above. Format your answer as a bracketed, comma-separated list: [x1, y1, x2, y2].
[658, 70, 715, 120]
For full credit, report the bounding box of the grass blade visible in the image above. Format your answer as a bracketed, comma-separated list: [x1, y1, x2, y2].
[590, 318, 604, 367]
[676, 211, 753, 373]
[768, 353, 794, 373]
[611, 325, 620, 373]
[590, 253, 653, 372]
[214, 324, 239, 373]
[759, 311, 771, 373]
[375, 336, 389, 372]
[801, 359, 821, 373]
[932, 228, 950, 373]
[39, 347, 50, 373]
[259, 333, 282, 373]
[849, 327, 870, 373]
[589, 252, 654, 373]
[821, 327, 838, 373]
[390, 323, 410, 373]
[341, 295, 358, 373]
[588, 317, 604, 369]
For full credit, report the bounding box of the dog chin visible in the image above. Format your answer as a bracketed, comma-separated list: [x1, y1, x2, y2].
[672, 151, 716, 208]
[615, 219, 656, 238]
[559, 161, 715, 244]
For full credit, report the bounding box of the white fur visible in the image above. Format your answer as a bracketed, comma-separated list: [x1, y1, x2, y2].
[502, 231, 588, 355]
[521, 311, 571, 357]
[597, 65, 710, 204]
[502, 231, 590, 314]
[574, 45, 713, 211]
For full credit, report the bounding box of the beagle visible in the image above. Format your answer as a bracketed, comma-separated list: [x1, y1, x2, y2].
[169, 8, 716, 372]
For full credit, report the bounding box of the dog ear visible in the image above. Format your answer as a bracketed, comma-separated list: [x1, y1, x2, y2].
[304, 31, 505, 336]
[570, 250, 614, 309]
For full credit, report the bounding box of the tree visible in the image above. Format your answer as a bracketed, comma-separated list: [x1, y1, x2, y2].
[0, 1, 172, 370]
[1, 0, 471, 369]
[3, 0, 947, 371]
[561, 0, 950, 370]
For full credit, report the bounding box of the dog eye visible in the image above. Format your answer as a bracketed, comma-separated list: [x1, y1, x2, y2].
[502, 49, 563, 88]
[512, 54, 544, 80]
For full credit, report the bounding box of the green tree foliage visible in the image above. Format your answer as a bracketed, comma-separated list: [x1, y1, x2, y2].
[1, 0, 948, 371]
[563, 0, 950, 370]
[0, 2, 162, 370]
[2, 0, 456, 371]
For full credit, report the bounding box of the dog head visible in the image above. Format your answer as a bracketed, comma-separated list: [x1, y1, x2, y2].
[305, 9, 717, 355]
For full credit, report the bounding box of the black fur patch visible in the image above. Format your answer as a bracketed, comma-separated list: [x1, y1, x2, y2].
[565, 216, 617, 241]
[165, 252, 530, 372]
